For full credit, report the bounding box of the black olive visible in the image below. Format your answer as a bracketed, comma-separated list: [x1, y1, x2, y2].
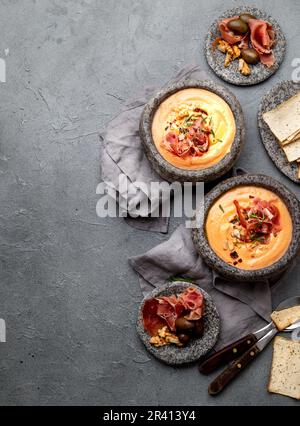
[175, 317, 195, 332]
[178, 334, 191, 346]
[241, 48, 260, 65]
[239, 13, 256, 24]
[227, 19, 249, 35]
[193, 319, 205, 338]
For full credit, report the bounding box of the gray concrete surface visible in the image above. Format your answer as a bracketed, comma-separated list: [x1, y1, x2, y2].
[0, 0, 299, 406]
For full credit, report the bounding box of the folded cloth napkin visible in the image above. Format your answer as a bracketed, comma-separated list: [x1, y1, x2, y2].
[101, 65, 209, 234]
[129, 225, 273, 350]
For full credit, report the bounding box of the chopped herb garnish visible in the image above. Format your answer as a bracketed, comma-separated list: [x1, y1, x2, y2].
[184, 115, 195, 125]
[219, 204, 225, 213]
[250, 235, 265, 243]
[210, 129, 215, 137]
[249, 213, 266, 223]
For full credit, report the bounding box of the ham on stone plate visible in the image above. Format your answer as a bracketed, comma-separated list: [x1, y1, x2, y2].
[142, 288, 205, 336]
[216, 16, 276, 68]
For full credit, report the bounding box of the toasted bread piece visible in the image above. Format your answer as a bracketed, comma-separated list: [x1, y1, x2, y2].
[262, 92, 300, 143]
[268, 336, 300, 400]
[281, 129, 300, 146]
[283, 138, 300, 162]
[271, 305, 300, 331]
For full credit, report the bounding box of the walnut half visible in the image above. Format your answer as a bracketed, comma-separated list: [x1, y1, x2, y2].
[218, 40, 241, 67]
[239, 59, 251, 76]
[150, 326, 183, 348]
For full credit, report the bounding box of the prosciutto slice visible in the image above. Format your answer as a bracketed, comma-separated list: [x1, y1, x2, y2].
[248, 19, 276, 67]
[142, 299, 165, 337]
[180, 287, 205, 321]
[156, 296, 185, 331]
[142, 288, 205, 336]
[252, 198, 281, 233]
[233, 197, 282, 243]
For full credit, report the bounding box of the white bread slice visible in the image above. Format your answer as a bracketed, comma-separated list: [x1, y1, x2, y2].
[268, 336, 300, 400]
[271, 305, 300, 331]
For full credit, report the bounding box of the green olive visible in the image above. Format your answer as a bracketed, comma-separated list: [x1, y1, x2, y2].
[241, 48, 260, 65]
[239, 13, 257, 24]
[178, 334, 191, 346]
[193, 319, 205, 338]
[227, 19, 249, 35]
[175, 317, 195, 332]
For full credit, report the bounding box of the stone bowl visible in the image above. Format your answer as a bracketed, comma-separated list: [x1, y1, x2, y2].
[137, 282, 220, 366]
[192, 174, 300, 282]
[205, 6, 286, 86]
[139, 80, 245, 183]
[258, 80, 300, 184]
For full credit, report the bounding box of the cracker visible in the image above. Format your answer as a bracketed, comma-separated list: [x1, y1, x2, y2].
[268, 336, 300, 400]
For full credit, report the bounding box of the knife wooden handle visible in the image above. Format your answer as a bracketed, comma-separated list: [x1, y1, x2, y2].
[198, 333, 257, 375]
[208, 345, 261, 396]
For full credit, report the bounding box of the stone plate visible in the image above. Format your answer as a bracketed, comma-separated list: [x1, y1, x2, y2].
[192, 174, 300, 282]
[258, 80, 300, 184]
[140, 80, 245, 183]
[137, 282, 220, 366]
[205, 6, 286, 86]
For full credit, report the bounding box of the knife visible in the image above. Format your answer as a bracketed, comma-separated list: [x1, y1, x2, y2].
[208, 328, 277, 396]
[199, 322, 275, 375]
[199, 296, 300, 375]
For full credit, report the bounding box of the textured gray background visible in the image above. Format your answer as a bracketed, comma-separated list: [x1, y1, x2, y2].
[0, 0, 299, 406]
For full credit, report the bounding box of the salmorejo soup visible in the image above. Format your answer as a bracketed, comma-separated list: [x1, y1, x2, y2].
[205, 185, 293, 270]
[151, 88, 236, 170]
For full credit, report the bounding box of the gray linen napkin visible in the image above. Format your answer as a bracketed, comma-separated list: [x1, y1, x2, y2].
[101, 66, 209, 233]
[129, 225, 273, 350]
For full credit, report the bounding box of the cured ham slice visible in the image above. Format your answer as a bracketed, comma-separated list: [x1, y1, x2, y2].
[156, 297, 184, 331]
[142, 288, 205, 336]
[233, 197, 282, 243]
[179, 288, 204, 311]
[180, 288, 204, 320]
[252, 198, 281, 233]
[184, 307, 203, 321]
[260, 52, 275, 68]
[248, 19, 275, 67]
[142, 299, 165, 336]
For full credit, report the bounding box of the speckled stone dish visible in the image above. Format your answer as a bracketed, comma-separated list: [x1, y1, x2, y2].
[140, 80, 244, 183]
[137, 282, 220, 366]
[192, 174, 300, 282]
[258, 81, 300, 184]
[205, 7, 286, 86]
